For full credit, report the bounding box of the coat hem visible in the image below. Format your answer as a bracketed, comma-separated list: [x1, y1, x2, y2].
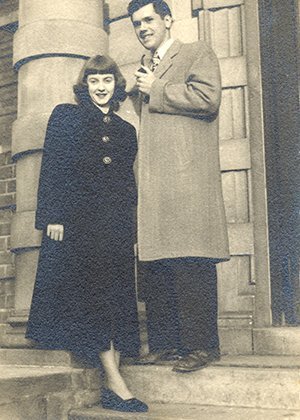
[138, 250, 230, 263]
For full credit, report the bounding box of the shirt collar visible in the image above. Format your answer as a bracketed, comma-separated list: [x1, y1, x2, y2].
[155, 38, 175, 60]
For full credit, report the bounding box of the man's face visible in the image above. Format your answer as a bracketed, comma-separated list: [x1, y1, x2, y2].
[131, 3, 172, 52]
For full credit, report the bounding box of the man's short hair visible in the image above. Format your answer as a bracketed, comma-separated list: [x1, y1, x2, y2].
[127, 0, 172, 19]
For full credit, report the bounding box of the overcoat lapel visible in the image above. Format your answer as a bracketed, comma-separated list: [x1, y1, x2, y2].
[154, 39, 182, 79]
[141, 40, 183, 79]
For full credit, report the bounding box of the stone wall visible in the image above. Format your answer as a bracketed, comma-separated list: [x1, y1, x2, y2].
[0, 153, 15, 324]
[106, 0, 198, 127]
[0, 0, 271, 353]
[0, 27, 17, 330]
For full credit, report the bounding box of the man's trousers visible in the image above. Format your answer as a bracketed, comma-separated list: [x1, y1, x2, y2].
[138, 258, 219, 354]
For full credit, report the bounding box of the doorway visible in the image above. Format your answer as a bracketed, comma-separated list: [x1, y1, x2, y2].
[259, 0, 299, 325]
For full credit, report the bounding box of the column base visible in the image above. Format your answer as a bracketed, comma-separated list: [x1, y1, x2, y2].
[1, 309, 32, 348]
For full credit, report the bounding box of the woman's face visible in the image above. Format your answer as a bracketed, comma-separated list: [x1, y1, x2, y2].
[87, 73, 116, 107]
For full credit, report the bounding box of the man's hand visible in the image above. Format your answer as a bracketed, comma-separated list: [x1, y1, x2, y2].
[47, 224, 64, 241]
[134, 66, 156, 96]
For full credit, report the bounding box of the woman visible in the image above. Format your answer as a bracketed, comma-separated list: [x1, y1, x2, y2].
[26, 55, 148, 413]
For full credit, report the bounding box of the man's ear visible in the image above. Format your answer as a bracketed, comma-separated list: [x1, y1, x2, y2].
[164, 15, 173, 29]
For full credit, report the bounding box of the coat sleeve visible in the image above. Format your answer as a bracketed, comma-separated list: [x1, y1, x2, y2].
[35, 105, 73, 230]
[149, 43, 221, 118]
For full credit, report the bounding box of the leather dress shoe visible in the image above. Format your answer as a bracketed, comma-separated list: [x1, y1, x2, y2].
[172, 350, 220, 373]
[101, 388, 148, 412]
[135, 349, 182, 365]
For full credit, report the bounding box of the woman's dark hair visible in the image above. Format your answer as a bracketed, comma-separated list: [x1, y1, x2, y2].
[73, 55, 127, 111]
[128, 0, 172, 19]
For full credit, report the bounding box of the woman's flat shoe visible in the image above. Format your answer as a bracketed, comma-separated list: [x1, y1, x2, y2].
[101, 388, 148, 412]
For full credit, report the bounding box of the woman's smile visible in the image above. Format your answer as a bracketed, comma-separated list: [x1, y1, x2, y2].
[87, 73, 116, 109]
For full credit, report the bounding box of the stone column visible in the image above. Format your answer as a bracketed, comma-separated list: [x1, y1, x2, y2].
[7, 0, 107, 345]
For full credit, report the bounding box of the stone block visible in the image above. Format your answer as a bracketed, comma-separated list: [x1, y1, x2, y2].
[0, 308, 9, 323]
[0, 118, 14, 154]
[254, 328, 300, 356]
[70, 404, 300, 420]
[109, 17, 145, 66]
[0, 251, 12, 265]
[5, 264, 15, 278]
[19, 0, 103, 28]
[12, 113, 50, 156]
[170, 0, 193, 20]
[171, 17, 199, 43]
[121, 363, 300, 410]
[71, 369, 101, 392]
[17, 57, 85, 117]
[5, 153, 13, 165]
[0, 294, 6, 307]
[13, 21, 108, 67]
[3, 279, 15, 295]
[0, 166, 14, 180]
[0, 181, 6, 194]
[6, 179, 16, 193]
[219, 327, 253, 355]
[5, 294, 14, 308]
[73, 389, 100, 408]
[0, 365, 101, 419]
[0, 194, 15, 208]
[0, 367, 72, 404]
[16, 154, 41, 212]
[0, 223, 10, 236]
[116, 62, 141, 129]
[84, 370, 101, 391]
[0, 396, 47, 420]
[13, 250, 39, 311]
[0, 210, 14, 223]
[0, 154, 7, 166]
[46, 391, 74, 420]
[0, 280, 6, 294]
[0, 349, 75, 367]
[105, 0, 128, 20]
[0, 323, 32, 348]
[0, 0, 18, 17]
[10, 211, 42, 249]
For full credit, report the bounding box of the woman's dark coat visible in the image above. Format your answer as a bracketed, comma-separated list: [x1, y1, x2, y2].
[26, 101, 140, 365]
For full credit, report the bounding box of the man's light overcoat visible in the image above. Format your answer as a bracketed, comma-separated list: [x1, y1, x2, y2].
[136, 40, 230, 261]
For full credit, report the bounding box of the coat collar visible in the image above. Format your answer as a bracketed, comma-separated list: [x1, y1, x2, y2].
[80, 99, 114, 122]
[143, 39, 182, 79]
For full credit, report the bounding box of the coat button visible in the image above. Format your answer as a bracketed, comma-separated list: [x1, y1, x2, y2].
[103, 116, 111, 124]
[102, 135, 110, 143]
[103, 156, 112, 165]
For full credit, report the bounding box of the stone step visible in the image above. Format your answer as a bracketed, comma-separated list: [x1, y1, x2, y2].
[0, 348, 88, 367]
[0, 365, 100, 420]
[0, 354, 299, 418]
[119, 356, 300, 411]
[68, 403, 300, 420]
[254, 327, 300, 355]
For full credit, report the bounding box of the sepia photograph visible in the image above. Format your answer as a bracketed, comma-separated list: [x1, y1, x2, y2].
[0, 0, 299, 419]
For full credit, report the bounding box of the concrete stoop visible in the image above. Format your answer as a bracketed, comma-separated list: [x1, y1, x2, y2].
[117, 356, 300, 412]
[0, 352, 299, 420]
[68, 403, 300, 420]
[69, 354, 300, 420]
[0, 365, 101, 420]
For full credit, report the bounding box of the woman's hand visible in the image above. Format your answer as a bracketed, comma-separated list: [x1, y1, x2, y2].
[47, 224, 64, 241]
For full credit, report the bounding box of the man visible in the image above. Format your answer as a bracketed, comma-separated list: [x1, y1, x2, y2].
[128, 0, 230, 373]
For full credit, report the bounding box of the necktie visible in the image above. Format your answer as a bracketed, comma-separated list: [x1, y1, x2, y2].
[150, 51, 160, 72]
